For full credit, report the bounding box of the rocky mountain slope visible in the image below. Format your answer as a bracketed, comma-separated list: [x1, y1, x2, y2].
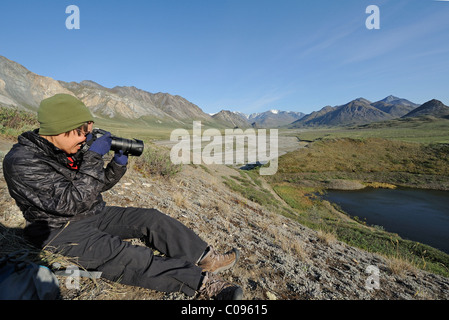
[0, 56, 73, 110]
[372, 95, 419, 118]
[0, 137, 448, 300]
[211, 110, 252, 128]
[60, 80, 213, 123]
[402, 99, 449, 119]
[0, 55, 213, 126]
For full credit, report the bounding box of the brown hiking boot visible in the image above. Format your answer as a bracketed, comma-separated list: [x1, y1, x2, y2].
[197, 246, 239, 274]
[198, 272, 243, 300]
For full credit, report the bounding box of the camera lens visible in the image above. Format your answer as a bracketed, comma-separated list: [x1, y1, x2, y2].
[111, 137, 144, 156]
[88, 128, 144, 157]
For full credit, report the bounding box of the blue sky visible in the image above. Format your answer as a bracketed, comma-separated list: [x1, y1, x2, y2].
[1, 0, 448, 115]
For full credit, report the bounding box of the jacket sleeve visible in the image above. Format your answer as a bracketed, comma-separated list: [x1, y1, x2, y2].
[103, 157, 127, 192]
[4, 149, 125, 218]
[81, 150, 127, 193]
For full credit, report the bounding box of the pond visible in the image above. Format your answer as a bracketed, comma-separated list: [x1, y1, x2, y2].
[323, 187, 449, 254]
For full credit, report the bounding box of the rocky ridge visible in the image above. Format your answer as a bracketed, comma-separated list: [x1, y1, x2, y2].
[0, 56, 213, 125]
[0, 139, 448, 300]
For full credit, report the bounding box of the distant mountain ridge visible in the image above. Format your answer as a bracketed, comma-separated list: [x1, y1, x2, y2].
[247, 110, 305, 128]
[212, 109, 305, 128]
[290, 96, 420, 128]
[0, 55, 447, 130]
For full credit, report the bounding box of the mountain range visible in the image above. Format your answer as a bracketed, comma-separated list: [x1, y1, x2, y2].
[1, 55, 448, 129]
[212, 109, 305, 128]
[289, 96, 423, 128]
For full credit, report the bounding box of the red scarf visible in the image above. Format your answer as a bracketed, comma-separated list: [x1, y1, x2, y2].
[67, 156, 79, 170]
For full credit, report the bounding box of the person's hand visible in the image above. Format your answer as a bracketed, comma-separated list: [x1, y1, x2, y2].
[113, 149, 128, 165]
[89, 132, 112, 156]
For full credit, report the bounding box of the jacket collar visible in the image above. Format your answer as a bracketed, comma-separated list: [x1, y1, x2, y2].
[18, 129, 83, 167]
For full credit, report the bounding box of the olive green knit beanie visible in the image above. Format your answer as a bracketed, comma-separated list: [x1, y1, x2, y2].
[38, 94, 94, 135]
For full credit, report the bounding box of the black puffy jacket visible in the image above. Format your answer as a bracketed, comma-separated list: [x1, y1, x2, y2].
[2, 130, 127, 240]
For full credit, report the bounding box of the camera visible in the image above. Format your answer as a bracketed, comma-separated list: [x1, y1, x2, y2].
[85, 128, 144, 157]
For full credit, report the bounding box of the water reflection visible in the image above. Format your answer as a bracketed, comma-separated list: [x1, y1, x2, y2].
[323, 188, 449, 254]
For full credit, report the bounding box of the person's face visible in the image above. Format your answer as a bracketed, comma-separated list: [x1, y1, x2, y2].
[47, 123, 93, 155]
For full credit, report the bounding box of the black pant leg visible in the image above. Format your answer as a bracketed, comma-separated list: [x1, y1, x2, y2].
[95, 206, 208, 263]
[42, 212, 204, 296]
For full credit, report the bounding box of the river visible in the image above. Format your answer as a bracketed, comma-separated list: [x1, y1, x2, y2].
[323, 187, 449, 254]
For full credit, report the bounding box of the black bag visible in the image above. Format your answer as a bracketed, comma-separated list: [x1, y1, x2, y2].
[0, 250, 60, 300]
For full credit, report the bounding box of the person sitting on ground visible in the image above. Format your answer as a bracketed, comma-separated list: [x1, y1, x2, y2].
[2, 93, 242, 300]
